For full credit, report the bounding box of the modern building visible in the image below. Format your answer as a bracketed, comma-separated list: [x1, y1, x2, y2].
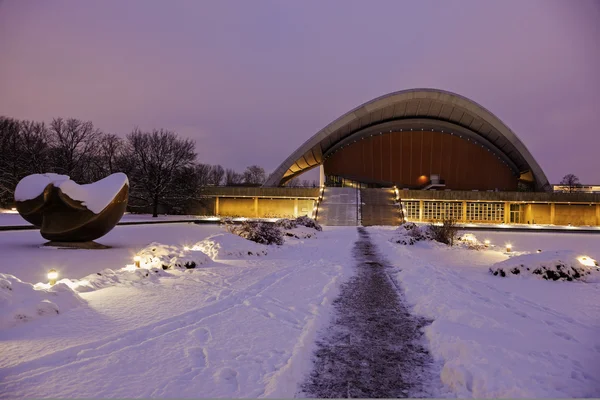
[198, 89, 600, 226]
[264, 88, 550, 192]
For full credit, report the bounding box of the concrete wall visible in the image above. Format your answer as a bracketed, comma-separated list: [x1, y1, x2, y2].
[555, 204, 598, 226]
[524, 204, 552, 224]
[214, 197, 315, 218]
[257, 198, 314, 218]
[218, 198, 255, 217]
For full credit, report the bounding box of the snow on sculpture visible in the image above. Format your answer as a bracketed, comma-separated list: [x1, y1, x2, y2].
[14, 173, 129, 243]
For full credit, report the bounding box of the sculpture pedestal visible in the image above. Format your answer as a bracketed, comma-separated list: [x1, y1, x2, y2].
[43, 241, 111, 250]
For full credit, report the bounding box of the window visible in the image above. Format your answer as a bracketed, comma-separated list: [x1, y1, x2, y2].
[466, 202, 504, 222]
[402, 201, 420, 220]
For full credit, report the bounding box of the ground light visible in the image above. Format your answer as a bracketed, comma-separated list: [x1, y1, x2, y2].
[506, 243, 512, 253]
[133, 255, 141, 268]
[48, 269, 58, 285]
[577, 256, 598, 267]
[484, 239, 490, 247]
[183, 246, 190, 251]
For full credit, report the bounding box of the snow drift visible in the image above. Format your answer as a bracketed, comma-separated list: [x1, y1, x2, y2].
[0, 273, 85, 330]
[192, 233, 270, 260]
[489, 250, 600, 281]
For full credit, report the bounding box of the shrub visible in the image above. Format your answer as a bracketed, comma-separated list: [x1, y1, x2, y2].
[391, 222, 430, 245]
[275, 216, 322, 232]
[227, 221, 284, 245]
[427, 218, 458, 246]
[274, 218, 297, 230]
[295, 216, 322, 231]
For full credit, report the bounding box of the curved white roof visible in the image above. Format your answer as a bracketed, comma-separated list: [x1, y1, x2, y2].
[264, 88, 550, 191]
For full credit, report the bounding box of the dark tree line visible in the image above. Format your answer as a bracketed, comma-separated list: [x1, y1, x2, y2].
[0, 116, 279, 216]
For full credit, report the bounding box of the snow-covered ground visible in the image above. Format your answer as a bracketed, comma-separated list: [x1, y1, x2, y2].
[0, 224, 356, 398]
[1, 223, 599, 398]
[373, 227, 600, 398]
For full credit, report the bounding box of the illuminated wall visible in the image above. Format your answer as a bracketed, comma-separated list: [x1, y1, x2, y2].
[324, 130, 517, 190]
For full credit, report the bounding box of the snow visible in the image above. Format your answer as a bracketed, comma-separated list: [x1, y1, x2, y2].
[54, 172, 129, 214]
[0, 273, 85, 330]
[12, 172, 128, 214]
[1, 222, 599, 398]
[13, 173, 69, 201]
[0, 224, 356, 398]
[490, 250, 600, 281]
[373, 227, 600, 398]
[192, 233, 271, 259]
[0, 223, 224, 283]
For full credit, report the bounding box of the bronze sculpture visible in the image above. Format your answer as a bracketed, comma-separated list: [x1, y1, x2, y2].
[14, 173, 129, 243]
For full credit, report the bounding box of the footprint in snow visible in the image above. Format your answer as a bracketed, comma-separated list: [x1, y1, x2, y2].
[190, 327, 212, 344]
[553, 331, 579, 343]
[214, 367, 238, 385]
[185, 346, 208, 369]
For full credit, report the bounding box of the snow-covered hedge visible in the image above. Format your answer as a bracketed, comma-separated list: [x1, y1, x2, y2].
[489, 251, 600, 282]
[275, 216, 322, 232]
[192, 233, 270, 260]
[392, 222, 486, 249]
[275, 216, 322, 239]
[391, 222, 434, 245]
[0, 273, 85, 330]
[136, 242, 212, 270]
[227, 221, 284, 245]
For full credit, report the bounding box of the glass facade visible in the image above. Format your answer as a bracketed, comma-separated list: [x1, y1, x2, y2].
[401, 200, 506, 223]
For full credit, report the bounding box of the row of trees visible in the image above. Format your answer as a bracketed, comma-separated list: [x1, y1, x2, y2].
[0, 116, 316, 216]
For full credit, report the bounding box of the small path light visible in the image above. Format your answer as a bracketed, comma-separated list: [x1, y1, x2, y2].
[48, 269, 58, 285]
[537, 249, 542, 253]
[577, 256, 597, 267]
[484, 239, 490, 247]
[506, 243, 512, 253]
[133, 255, 141, 268]
[184, 246, 190, 251]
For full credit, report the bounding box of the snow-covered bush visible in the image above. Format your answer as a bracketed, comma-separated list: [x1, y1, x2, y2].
[393, 220, 466, 247]
[489, 251, 600, 282]
[455, 233, 487, 250]
[274, 218, 296, 230]
[136, 242, 212, 270]
[227, 221, 284, 245]
[0, 273, 85, 330]
[391, 222, 432, 245]
[294, 216, 322, 231]
[275, 216, 322, 239]
[192, 233, 269, 259]
[427, 219, 459, 246]
[275, 216, 322, 232]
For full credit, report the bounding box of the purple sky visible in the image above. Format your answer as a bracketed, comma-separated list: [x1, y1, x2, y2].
[1, 0, 599, 183]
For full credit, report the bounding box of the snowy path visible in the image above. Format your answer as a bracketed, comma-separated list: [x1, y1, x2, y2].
[372, 227, 600, 398]
[301, 227, 437, 398]
[0, 227, 357, 399]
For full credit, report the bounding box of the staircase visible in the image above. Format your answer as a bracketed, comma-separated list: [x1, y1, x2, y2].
[360, 188, 402, 226]
[316, 187, 359, 226]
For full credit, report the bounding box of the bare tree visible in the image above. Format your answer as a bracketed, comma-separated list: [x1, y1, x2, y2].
[225, 168, 244, 185]
[49, 118, 100, 182]
[208, 165, 225, 186]
[243, 165, 266, 186]
[195, 163, 212, 187]
[301, 179, 311, 188]
[125, 128, 196, 217]
[559, 174, 582, 193]
[19, 120, 51, 175]
[0, 117, 25, 205]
